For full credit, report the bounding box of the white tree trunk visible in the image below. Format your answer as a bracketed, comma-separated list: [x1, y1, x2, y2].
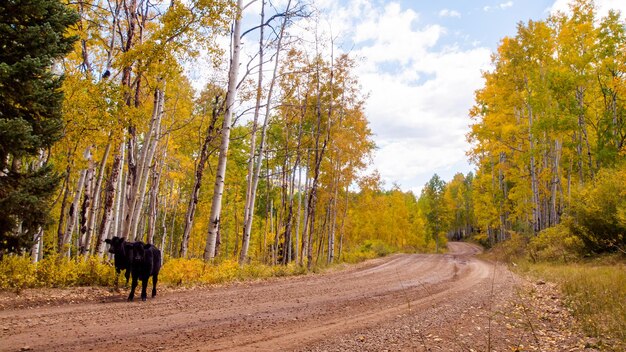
[78, 146, 95, 255]
[148, 139, 167, 244]
[84, 141, 111, 256]
[113, 138, 126, 239]
[239, 0, 292, 264]
[129, 88, 165, 241]
[204, 0, 244, 261]
[31, 228, 43, 263]
[240, 0, 266, 264]
[63, 147, 90, 257]
[96, 141, 124, 257]
[294, 166, 303, 263]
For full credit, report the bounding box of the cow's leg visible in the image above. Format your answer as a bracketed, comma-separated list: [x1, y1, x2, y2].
[151, 274, 158, 298]
[128, 273, 138, 301]
[141, 277, 148, 301]
[124, 269, 131, 287]
[114, 269, 120, 291]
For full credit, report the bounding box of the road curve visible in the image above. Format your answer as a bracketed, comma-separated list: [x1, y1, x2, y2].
[1, 242, 495, 352]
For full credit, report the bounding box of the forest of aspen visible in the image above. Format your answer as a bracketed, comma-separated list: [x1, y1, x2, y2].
[0, 0, 625, 297]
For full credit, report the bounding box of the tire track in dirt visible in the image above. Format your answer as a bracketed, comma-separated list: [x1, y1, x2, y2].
[1, 242, 492, 352]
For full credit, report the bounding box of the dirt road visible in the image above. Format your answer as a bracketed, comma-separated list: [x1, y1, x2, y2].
[0, 243, 590, 351]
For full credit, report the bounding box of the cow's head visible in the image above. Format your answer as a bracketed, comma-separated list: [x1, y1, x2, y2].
[131, 242, 150, 263]
[105, 236, 125, 255]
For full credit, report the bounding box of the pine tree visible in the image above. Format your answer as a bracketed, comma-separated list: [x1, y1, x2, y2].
[0, 0, 78, 257]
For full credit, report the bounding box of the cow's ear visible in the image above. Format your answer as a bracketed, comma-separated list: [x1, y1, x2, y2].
[104, 239, 111, 244]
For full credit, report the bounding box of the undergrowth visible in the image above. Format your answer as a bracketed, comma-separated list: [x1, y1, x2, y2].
[487, 237, 626, 347]
[0, 236, 430, 293]
[517, 260, 626, 345]
[341, 239, 394, 263]
[0, 254, 116, 290]
[0, 239, 396, 291]
[159, 258, 308, 287]
[0, 255, 313, 291]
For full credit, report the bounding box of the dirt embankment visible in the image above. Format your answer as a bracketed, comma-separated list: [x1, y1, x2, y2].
[0, 243, 596, 351]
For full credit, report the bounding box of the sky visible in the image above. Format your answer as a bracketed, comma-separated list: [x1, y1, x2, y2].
[225, 0, 626, 194]
[279, 0, 625, 194]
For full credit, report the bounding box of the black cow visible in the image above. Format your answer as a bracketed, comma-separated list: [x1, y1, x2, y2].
[104, 236, 133, 289]
[128, 242, 161, 302]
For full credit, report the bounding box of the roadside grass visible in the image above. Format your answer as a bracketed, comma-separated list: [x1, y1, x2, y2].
[516, 258, 626, 347]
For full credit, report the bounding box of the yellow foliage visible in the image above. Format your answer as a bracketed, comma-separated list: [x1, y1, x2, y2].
[528, 222, 585, 262]
[159, 258, 306, 287]
[0, 255, 115, 291]
[0, 256, 36, 290]
[342, 239, 393, 263]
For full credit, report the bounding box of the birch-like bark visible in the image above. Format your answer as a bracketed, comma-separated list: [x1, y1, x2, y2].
[240, 0, 266, 264]
[498, 152, 509, 240]
[299, 153, 310, 266]
[294, 166, 302, 263]
[294, 95, 309, 265]
[160, 181, 173, 258]
[96, 143, 123, 256]
[31, 229, 43, 263]
[119, 0, 141, 240]
[239, 0, 292, 264]
[78, 146, 95, 255]
[283, 148, 300, 264]
[112, 138, 126, 240]
[56, 165, 71, 253]
[129, 88, 165, 241]
[327, 171, 339, 264]
[83, 141, 111, 256]
[550, 139, 562, 227]
[148, 138, 167, 244]
[525, 82, 540, 235]
[180, 98, 220, 257]
[337, 185, 349, 261]
[204, 0, 243, 261]
[63, 147, 90, 256]
[64, 171, 85, 256]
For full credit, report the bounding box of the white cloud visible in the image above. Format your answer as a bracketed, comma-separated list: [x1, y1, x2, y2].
[439, 9, 462, 18]
[320, 1, 493, 191]
[230, 0, 493, 191]
[484, 1, 514, 12]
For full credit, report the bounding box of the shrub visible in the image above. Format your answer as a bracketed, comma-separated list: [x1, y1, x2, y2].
[472, 232, 491, 249]
[528, 221, 584, 262]
[159, 258, 206, 287]
[0, 254, 115, 290]
[76, 257, 116, 286]
[0, 255, 35, 290]
[240, 262, 273, 279]
[342, 239, 394, 263]
[36, 255, 78, 287]
[211, 260, 239, 283]
[568, 164, 626, 253]
[159, 258, 306, 287]
[488, 232, 528, 262]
